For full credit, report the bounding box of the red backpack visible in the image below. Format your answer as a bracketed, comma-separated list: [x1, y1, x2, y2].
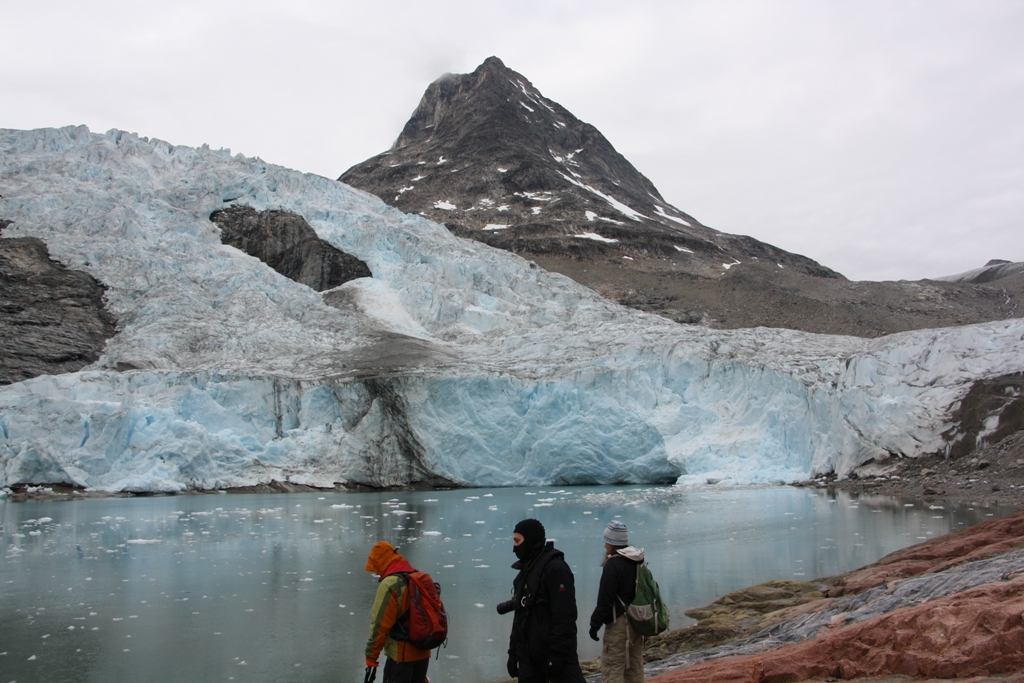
[391, 571, 448, 650]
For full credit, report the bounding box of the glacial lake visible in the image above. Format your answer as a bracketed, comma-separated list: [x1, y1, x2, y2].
[0, 485, 1014, 683]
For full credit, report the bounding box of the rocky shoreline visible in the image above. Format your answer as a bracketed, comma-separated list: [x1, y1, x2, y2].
[802, 430, 1024, 511]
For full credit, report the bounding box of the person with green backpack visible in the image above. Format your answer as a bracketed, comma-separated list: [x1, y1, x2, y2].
[588, 521, 669, 683]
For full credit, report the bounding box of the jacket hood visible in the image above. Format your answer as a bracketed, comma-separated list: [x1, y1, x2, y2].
[616, 545, 645, 562]
[365, 540, 415, 577]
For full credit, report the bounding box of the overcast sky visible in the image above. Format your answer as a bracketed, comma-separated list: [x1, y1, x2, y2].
[3, 0, 1022, 281]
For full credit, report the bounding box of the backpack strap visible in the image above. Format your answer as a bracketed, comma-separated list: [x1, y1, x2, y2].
[615, 559, 646, 622]
[390, 572, 414, 637]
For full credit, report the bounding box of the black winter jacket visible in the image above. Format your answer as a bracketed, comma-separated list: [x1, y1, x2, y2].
[589, 552, 641, 631]
[507, 542, 584, 676]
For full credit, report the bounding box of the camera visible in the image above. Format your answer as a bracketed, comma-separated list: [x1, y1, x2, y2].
[496, 599, 516, 615]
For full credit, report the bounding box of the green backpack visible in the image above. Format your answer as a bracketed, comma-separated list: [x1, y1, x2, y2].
[622, 561, 670, 637]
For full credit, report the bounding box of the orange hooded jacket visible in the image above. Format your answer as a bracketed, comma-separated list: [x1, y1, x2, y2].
[364, 541, 431, 663]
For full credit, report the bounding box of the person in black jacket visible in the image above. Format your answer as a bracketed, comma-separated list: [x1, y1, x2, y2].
[499, 518, 586, 683]
[588, 521, 645, 683]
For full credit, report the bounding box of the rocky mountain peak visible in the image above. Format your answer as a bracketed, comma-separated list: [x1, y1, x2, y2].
[341, 57, 834, 281]
[339, 58, 1023, 336]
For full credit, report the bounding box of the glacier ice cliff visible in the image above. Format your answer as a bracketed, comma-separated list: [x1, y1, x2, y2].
[1, 126, 1023, 493]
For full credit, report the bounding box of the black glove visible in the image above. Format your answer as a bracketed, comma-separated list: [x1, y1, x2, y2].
[363, 665, 377, 683]
[506, 655, 518, 678]
[589, 625, 600, 641]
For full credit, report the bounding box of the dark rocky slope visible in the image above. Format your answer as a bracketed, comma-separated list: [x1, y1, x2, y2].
[0, 220, 116, 384]
[340, 57, 1022, 337]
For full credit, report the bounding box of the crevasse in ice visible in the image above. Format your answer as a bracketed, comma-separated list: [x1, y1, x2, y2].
[1, 126, 1022, 492]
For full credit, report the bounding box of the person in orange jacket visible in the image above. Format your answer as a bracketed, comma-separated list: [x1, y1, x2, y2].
[364, 540, 431, 683]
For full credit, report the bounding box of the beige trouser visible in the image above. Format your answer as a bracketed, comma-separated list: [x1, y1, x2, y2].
[601, 616, 644, 683]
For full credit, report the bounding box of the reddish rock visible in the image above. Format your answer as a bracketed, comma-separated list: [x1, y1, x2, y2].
[649, 575, 1024, 683]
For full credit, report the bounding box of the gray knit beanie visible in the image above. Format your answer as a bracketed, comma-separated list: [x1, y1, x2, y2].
[603, 520, 628, 547]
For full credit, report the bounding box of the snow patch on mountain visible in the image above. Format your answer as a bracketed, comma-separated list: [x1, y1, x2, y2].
[2, 126, 1023, 493]
[557, 172, 646, 222]
[654, 205, 691, 226]
[575, 232, 619, 244]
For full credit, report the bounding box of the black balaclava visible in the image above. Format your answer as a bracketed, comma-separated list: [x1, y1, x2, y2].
[513, 518, 546, 561]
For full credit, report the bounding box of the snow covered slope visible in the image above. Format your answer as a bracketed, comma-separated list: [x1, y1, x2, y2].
[2, 126, 1022, 492]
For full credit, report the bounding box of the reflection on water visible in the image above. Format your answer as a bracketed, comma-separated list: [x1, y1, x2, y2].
[0, 486, 1013, 682]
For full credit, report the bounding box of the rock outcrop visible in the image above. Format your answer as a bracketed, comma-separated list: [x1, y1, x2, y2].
[650, 577, 1024, 682]
[210, 205, 372, 292]
[0, 221, 116, 384]
[637, 510, 1024, 683]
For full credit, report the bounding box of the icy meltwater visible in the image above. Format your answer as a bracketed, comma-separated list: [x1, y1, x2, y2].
[1, 486, 1013, 683]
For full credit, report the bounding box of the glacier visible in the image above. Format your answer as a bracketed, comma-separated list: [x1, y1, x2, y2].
[1, 125, 1023, 493]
